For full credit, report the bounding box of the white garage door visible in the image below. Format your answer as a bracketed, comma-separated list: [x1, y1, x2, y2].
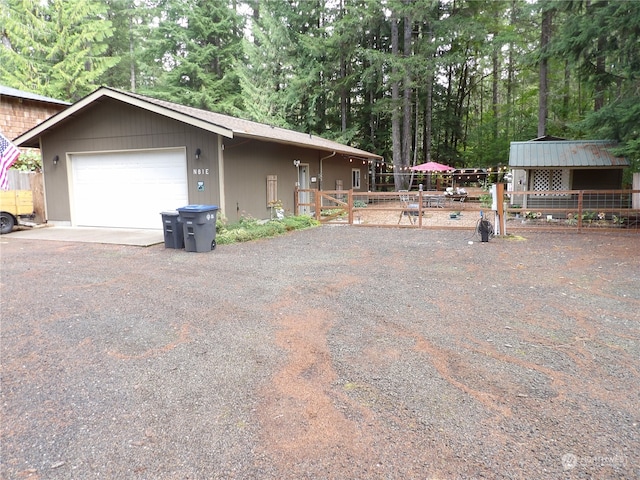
[71, 149, 188, 229]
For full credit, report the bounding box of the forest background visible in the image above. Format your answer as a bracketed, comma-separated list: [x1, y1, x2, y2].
[1, 0, 639, 188]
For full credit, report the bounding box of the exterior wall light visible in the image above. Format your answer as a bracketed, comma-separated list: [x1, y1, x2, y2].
[293, 159, 300, 167]
[195, 148, 202, 159]
[53, 155, 59, 165]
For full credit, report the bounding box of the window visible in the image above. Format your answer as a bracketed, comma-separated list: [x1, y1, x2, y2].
[352, 169, 361, 189]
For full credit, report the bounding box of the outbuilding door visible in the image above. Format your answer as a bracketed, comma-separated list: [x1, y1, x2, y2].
[70, 148, 188, 229]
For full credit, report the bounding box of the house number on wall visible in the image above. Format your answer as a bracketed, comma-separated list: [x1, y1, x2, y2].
[193, 168, 209, 175]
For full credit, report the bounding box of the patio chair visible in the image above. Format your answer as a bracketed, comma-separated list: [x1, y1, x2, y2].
[398, 190, 418, 224]
[429, 195, 446, 208]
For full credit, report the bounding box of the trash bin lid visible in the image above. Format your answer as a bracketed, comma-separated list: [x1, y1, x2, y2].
[177, 204, 219, 213]
[160, 210, 180, 216]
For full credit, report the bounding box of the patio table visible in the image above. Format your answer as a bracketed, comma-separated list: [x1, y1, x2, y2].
[422, 194, 446, 208]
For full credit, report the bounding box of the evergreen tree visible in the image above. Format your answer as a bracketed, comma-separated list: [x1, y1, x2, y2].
[555, 0, 640, 169]
[144, 0, 245, 112]
[1, 0, 116, 100]
[100, 0, 154, 92]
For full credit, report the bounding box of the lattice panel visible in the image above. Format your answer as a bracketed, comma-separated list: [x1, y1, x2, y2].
[533, 170, 550, 191]
[551, 170, 564, 190]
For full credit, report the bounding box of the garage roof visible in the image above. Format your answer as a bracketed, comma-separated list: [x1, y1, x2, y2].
[14, 86, 382, 160]
[509, 140, 629, 168]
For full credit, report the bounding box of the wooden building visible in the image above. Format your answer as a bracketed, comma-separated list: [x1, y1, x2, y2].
[508, 139, 629, 209]
[1, 85, 70, 140]
[14, 87, 382, 229]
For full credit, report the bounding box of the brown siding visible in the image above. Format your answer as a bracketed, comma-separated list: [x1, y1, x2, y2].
[222, 139, 305, 220]
[222, 138, 370, 220]
[0, 97, 67, 140]
[322, 156, 369, 193]
[41, 99, 219, 223]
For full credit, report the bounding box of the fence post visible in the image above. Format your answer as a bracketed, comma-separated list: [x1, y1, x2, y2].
[294, 186, 299, 215]
[577, 190, 583, 232]
[496, 182, 506, 235]
[348, 189, 354, 224]
[315, 189, 322, 221]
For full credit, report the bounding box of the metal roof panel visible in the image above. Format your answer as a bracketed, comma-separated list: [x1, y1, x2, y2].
[0, 85, 71, 105]
[509, 140, 628, 168]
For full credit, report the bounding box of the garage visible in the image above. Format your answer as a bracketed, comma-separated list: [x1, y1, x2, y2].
[70, 148, 188, 229]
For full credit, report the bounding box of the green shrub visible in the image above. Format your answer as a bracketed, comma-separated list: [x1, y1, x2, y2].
[479, 193, 492, 208]
[11, 150, 42, 172]
[216, 215, 320, 245]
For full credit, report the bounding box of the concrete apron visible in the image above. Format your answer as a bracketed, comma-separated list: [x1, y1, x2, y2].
[3, 225, 164, 247]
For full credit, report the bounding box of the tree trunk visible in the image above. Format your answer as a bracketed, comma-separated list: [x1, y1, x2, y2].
[538, 7, 553, 137]
[492, 44, 499, 140]
[506, 0, 516, 140]
[402, 7, 412, 173]
[391, 15, 403, 190]
[594, 35, 605, 111]
[423, 18, 434, 164]
[424, 71, 433, 163]
[129, 14, 135, 92]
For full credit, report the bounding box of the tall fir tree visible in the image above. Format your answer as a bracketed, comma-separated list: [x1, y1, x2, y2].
[1, 0, 116, 101]
[144, 0, 245, 112]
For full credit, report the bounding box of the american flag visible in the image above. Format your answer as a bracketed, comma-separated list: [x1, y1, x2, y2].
[0, 132, 20, 190]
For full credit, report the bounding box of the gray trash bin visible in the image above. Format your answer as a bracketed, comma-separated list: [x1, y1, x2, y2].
[160, 211, 184, 249]
[177, 205, 219, 252]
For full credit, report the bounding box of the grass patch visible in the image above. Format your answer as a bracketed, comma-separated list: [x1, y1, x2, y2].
[216, 215, 320, 245]
[502, 234, 527, 241]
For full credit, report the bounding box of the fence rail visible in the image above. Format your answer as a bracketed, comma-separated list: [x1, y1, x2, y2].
[294, 187, 640, 234]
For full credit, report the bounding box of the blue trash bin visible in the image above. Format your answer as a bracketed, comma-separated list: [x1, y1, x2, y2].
[177, 205, 219, 252]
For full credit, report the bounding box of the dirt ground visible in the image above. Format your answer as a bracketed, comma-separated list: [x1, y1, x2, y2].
[1, 227, 638, 479]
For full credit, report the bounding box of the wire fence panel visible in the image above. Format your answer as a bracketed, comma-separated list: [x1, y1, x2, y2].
[295, 187, 639, 234]
[505, 189, 639, 233]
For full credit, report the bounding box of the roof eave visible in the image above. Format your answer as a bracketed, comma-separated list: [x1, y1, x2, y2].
[233, 132, 383, 160]
[14, 87, 234, 147]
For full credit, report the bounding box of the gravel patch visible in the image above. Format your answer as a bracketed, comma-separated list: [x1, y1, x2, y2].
[1, 227, 639, 479]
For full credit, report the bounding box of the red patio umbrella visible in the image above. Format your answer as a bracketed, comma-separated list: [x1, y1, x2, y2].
[410, 161, 455, 172]
[410, 161, 455, 189]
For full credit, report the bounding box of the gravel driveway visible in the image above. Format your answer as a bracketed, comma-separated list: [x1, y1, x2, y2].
[1, 227, 639, 479]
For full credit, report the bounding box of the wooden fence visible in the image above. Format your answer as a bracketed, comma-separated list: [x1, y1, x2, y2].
[294, 187, 640, 234]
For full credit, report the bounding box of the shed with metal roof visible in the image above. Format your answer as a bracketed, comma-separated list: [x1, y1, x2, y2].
[507, 139, 630, 211]
[509, 140, 628, 193]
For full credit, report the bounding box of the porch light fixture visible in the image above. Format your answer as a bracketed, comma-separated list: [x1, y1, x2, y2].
[293, 159, 300, 167]
[195, 148, 202, 160]
[53, 155, 59, 165]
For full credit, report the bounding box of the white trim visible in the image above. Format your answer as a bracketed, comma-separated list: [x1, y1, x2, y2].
[217, 136, 226, 216]
[66, 145, 186, 158]
[352, 168, 361, 190]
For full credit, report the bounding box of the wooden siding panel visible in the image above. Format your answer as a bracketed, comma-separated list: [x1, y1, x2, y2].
[0, 97, 67, 140]
[222, 139, 303, 220]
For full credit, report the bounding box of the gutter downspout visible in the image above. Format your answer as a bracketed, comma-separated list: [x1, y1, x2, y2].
[319, 151, 336, 191]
